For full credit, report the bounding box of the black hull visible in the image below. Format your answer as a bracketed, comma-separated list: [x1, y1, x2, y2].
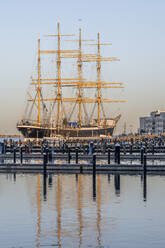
[17, 125, 114, 138]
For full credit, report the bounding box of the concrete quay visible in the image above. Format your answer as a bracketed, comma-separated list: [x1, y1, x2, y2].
[1, 163, 165, 173]
[1, 153, 165, 161]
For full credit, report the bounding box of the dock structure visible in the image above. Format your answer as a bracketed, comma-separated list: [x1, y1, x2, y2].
[1, 136, 165, 172]
[0, 163, 165, 173]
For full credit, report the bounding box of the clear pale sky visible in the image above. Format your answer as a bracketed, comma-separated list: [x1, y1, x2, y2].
[0, 0, 165, 134]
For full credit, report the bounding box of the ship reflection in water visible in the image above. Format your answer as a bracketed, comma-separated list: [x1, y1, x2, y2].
[0, 173, 164, 247]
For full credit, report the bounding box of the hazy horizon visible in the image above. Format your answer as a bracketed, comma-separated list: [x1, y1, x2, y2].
[1, 0, 165, 135]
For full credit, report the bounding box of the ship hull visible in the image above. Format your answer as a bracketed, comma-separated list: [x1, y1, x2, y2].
[17, 125, 114, 138]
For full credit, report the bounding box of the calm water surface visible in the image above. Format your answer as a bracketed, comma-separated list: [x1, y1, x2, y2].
[0, 173, 165, 248]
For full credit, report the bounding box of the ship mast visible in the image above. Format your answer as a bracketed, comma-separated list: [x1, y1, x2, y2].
[37, 39, 41, 124]
[86, 35, 123, 126]
[57, 22, 61, 127]
[78, 28, 82, 126]
[34, 23, 77, 127]
[97, 33, 101, 126]
[29, 25, 125, 128]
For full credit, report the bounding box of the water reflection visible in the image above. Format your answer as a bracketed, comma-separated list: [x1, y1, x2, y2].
[75, 173, 78, 183]
[48, 174, 52, 188]
[1, 173, 162, 248]
[114, 174, 120, 196]
[143, 172, 147, 201]
[43, 174, 47, 201]
[36, 174, 41, 248]
[108, 174, 111, 183]
[77, 175, 82, 247]
[92, 173, 96, 200]
[96, 175, 101, 246]
[56, 175, 62, 247]
[13, 172, 16, 182]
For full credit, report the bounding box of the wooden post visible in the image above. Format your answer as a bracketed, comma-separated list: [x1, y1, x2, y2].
[2, 142, 5, 154]
[141, 146, 144, 165]
[20, 146, 23, 164]
[108, 148, 110, 165]
[43, 153, 47, 176]
[93, 153, 96, 174]
[143, 153, 147, 173]
[41, 145, 43, 154]
[80, 163, 83, 173]
[89, 141, 93, 154]
[0, 144, 2, 154]
[152, 144, 154, 155]
[123, 145, 126, 155]
[46, 147, 49, 163]
[68, 147, 71, 164]
[115, 144, 120, 164]
[49, 147, 53, 162]
[13, 147, 16, 164]
[76, 147, 78, 164]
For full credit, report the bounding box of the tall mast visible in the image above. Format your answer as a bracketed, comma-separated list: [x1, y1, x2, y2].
[57, 22, 61, 126]
[78, 28, 82, 126]
[97, 33, 101, 126]
[37, 38, 41, 124]
[29, 26, 124, 130]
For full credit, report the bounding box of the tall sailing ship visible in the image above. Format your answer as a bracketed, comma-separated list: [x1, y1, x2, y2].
[17, 23, 124, 138]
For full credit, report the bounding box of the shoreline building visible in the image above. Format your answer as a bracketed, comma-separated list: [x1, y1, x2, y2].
[140, 110, 165, 135]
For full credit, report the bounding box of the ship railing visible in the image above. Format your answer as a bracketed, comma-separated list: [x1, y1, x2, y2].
[17, 119, 40, 127]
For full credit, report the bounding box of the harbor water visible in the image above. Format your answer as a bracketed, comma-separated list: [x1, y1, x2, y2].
[0, 173, 165, 247]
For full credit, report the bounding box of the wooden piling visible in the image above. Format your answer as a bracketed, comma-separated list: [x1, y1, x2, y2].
[141, 147, 144, 164]
[20, 146, 23, 164]
[93, 153, 96, 174]
[115, 144, 120, 164]
[108, 148, 110, 165]
[80, 164, 83, 173]
[143, 153, 147, 173]
[68, 147, 71, 164]
[152, 144, 154, 155]
[76, 147, 78, 164]
[43, 153, 47, 175]
[13, 148, 16, 164]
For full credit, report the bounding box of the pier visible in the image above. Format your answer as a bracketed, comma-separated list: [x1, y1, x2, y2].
[1, 135, 165, 172]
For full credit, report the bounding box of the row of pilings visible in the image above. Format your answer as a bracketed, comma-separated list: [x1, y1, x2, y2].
[1, 135, 165, 154]
[0, 140, 151, 166]
[41, 151, 147, 201]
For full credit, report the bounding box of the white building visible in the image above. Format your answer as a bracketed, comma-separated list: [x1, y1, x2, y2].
[140, 110, 165, 134]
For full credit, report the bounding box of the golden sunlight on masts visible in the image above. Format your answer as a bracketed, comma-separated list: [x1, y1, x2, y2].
[41, 22, 79, 126]
[27, 22, 125, 130]
[29, 98, 125, 103]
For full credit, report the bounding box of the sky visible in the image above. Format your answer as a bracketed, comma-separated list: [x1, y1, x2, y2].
[0, 0, 165, 134]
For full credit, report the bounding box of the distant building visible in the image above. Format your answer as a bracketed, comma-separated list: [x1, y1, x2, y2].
[140, 110, 165, 135]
